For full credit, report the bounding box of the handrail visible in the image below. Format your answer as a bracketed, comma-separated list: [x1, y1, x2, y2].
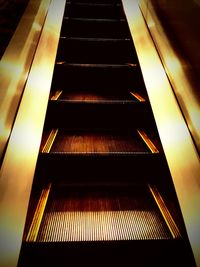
[0, 0, 66, 266]
[139, 0, 200, 155]
[0, 0, 51, 164]
[122, 0, 200, 266]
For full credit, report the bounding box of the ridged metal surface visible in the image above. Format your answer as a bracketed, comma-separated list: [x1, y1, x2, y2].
[37, 210, 171, 241]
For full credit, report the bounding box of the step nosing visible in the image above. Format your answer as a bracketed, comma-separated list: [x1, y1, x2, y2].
[63, 17, 126, 22]
[66, 2, 122, 7]
[50, 99, 136, 104]
[41, 151, 153, 155]
[55, 63, 137, 68]
[60, 37, 131, 42]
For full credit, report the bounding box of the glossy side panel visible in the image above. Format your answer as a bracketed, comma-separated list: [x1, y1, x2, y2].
[122, 0, 200, 266]
[139, 0, 200, 154]
[0, 1, 66, 266]
[0, 0, 51, 163]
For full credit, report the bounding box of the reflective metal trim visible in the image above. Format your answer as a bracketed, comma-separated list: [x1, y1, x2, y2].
[137, 130, 159, 153]
[0, 0, 51, 163]
[139, 0, 200, 154]
[0, 0, 66, 266]
[26, 184, 51, 242]
[51, 90, 63, 100]
[149, 185, 181, 239]
[130, 92, 145, 102]
[42, 129, 58, 153]
[122, 1, 200, 265]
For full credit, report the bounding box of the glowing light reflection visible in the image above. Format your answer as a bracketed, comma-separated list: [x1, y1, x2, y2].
[122, 0, 200, 265]
[37, 210, 170, 241]
[0, 1, 66, 267]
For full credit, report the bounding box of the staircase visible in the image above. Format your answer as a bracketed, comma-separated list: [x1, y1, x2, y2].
[18, 0, 196, 266]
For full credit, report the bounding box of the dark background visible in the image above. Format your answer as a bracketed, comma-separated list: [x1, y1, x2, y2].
[0, 0, 29, 58]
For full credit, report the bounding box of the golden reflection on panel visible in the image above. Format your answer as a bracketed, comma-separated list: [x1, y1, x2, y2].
[163, 49, 200, 151]
[0, 0, 51, 162]
[139, 0, 200, 153]
[0, 0, 66, 266]
[122, 0, 200, 266]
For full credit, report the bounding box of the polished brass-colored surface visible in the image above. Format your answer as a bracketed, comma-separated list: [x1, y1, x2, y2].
[26, 184, 51, 242]
[56, 61, 65, 65]
[51, 90, 63, 100]
[130, 92, 145, 102]
[42, 129, 59, 153]
[139, 0, 200, 154]
[149, 185, 181, 239]
[0, 1, 66, 266]
[137, 130, 159, 153]
[0, 0, 51, 163]
[122, 1, 200, 265]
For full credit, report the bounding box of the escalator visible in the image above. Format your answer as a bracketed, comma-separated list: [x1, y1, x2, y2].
[18, 0, 196, 266]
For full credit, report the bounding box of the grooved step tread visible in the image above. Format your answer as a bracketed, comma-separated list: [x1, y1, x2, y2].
[42, 129, 153, 153]
[50, 90, 146, 102]
[52, 91, 134, 101]
[26, 185, 174, 242]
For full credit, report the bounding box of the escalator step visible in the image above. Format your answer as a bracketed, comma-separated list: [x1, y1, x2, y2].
[38, 207, 170, 241]
[65, 2, 124, 19]
[50, 89, 142, 101]
[71, 0, 121, 3]
[34, 127, 167, 184]
[51, 63, 145, 91]
[56, 37, 135, 63]
[24, 184, 179, 243]
[44, 96, 151, 129]
[61, 17, 129, 38]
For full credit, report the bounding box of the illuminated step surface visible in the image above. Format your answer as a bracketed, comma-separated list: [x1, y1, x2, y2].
[46, 129, 155, 153]
[37, 210, 170, 241]
[25, 185, 179, 242]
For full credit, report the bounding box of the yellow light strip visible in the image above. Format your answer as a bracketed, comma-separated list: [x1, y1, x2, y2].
[137, 130, 159, 153]
[130, 92, 145, 102]
[149, 185, 181, 239]
[128, 63, 137, 67]
[56, 61, 65, 65]
[42, 129, 58, 153]
[26, 184, 51, 242]
[51, 90, 63, 100]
